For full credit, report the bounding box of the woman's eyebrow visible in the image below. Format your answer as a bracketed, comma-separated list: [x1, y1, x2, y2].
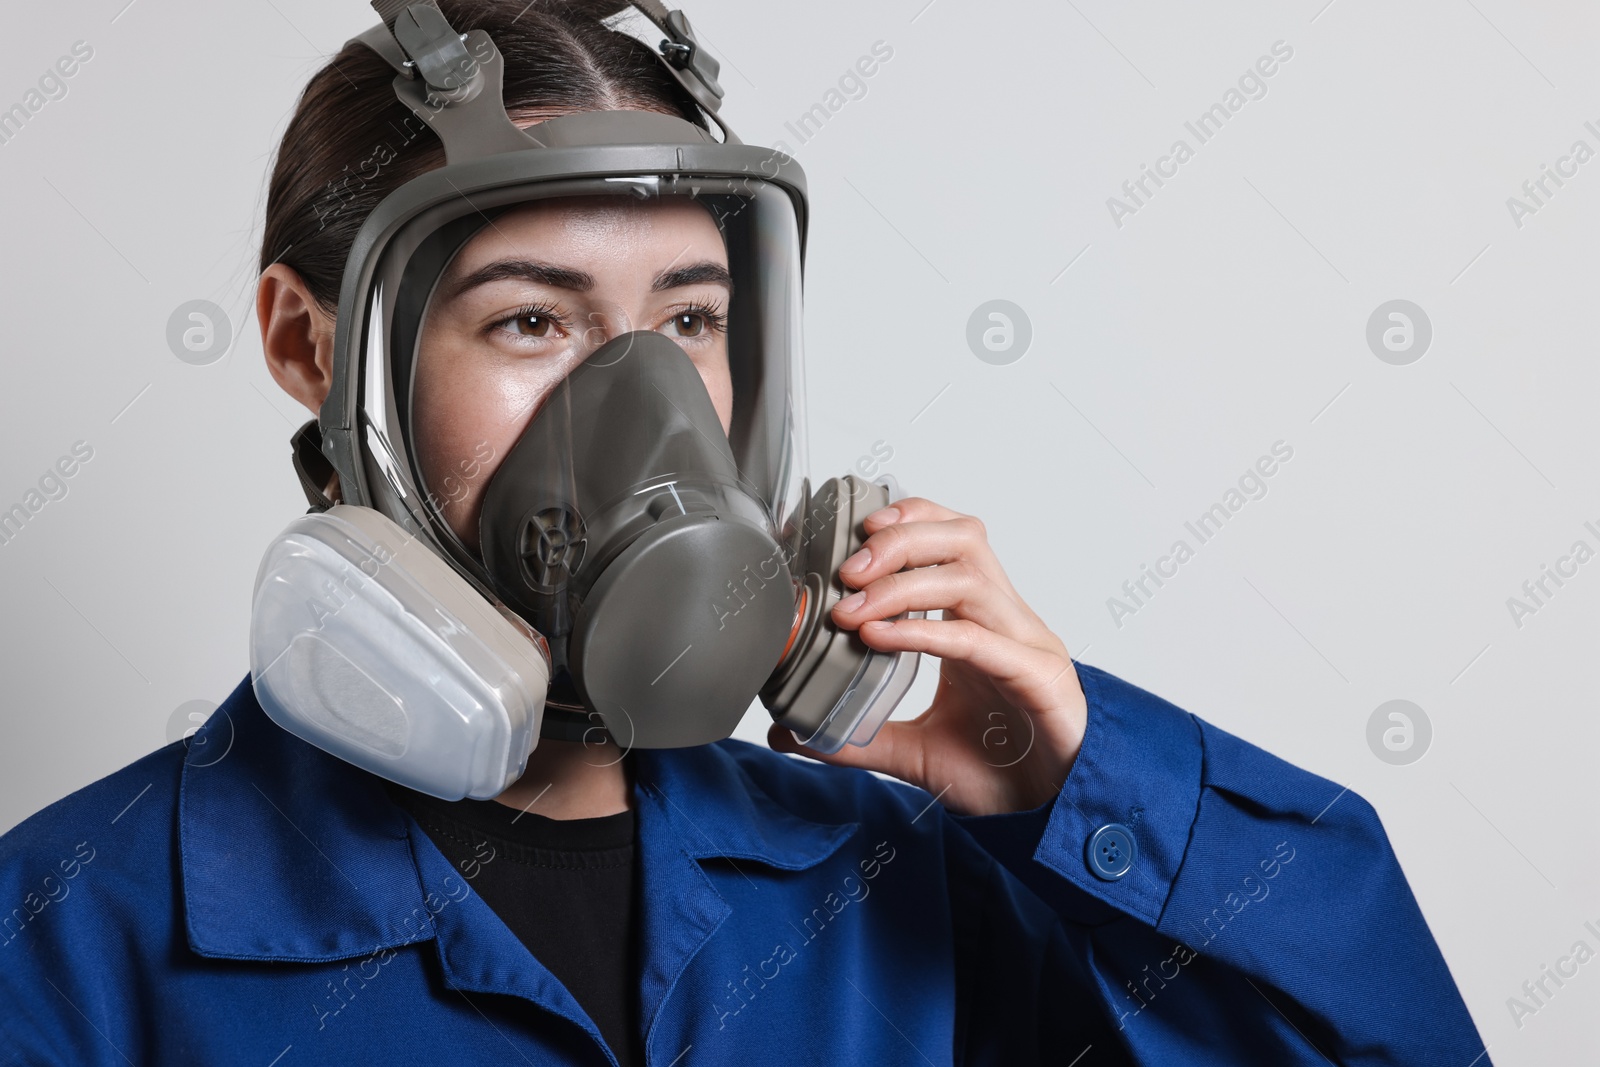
[445, 259, 595, 300]
[652, 261, 733, 292]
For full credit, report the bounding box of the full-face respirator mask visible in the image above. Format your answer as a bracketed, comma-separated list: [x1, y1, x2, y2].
[248, 0, 921, 800]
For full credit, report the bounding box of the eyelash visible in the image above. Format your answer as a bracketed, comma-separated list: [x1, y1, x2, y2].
[487, 301, 729, 341]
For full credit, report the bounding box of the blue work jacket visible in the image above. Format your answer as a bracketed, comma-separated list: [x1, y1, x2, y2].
[0, 661, 1487, 1065]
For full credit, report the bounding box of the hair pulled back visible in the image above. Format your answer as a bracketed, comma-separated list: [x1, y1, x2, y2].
[259, 0, 706, 315]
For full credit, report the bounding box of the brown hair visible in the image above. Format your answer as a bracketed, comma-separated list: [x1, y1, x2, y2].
[259, 0, 706, 315]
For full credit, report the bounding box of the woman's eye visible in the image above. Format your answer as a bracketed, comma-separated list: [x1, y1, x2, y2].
[509, 313, 557, 338]
[664, 308, 726, 339]
[668, 312, 706, 338]
[487, 306, 568, 342]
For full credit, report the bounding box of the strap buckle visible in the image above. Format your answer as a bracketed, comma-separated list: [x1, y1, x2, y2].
[367, 0, 484, 105]
[291, 419, 338, 514]
[657, 10, 723, 102]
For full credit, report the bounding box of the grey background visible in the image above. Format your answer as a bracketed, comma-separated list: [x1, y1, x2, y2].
[1, 0, 1595, 1060]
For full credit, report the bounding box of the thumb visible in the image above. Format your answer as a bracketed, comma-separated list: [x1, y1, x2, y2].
[765, 720, 925, 788]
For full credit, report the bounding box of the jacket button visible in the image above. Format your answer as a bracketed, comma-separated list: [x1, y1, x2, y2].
[1085, 823, 1136, 881]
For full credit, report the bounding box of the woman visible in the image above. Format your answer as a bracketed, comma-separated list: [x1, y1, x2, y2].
[0, 2, 1487, 1064]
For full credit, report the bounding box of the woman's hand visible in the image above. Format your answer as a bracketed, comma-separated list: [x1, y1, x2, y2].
[766, 496, 1089, 817]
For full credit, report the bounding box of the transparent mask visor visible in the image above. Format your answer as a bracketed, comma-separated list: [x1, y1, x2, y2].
[359, 174, 811, 648]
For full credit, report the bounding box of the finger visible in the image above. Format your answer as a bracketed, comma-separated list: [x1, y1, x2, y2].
[843, 514, 1021, 605]
[842, 515, 988, 574]
[852, 494, 1031, 623]
[766, 718, 927, 785]
[861, 494, 963, 526]
[854, 615, 1071, 709]
[832, 559, 1038, 644]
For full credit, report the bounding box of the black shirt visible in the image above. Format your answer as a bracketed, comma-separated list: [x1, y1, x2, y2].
[383, 778, 642, 1067]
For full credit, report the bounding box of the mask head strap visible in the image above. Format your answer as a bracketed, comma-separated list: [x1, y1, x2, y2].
[627, 0, 726, 122]
[351, 0, 737, 149]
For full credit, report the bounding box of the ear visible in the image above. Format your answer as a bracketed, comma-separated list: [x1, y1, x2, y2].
[259, 263, 337, 418]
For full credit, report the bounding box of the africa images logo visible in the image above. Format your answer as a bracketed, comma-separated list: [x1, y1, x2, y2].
[165, 700, 233, 768]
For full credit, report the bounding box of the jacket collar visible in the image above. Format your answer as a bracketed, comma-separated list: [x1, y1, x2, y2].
[630, 730, 860, 870]
[178, 673, 859, 964]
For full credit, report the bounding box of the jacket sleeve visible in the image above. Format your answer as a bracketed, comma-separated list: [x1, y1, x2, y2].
[942, 659, 1491, 1066]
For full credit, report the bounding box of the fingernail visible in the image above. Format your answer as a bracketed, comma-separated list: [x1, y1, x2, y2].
[837, 590, 865, 612]
[868, 507, 900, 525]
[840, 546, 870, 573]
